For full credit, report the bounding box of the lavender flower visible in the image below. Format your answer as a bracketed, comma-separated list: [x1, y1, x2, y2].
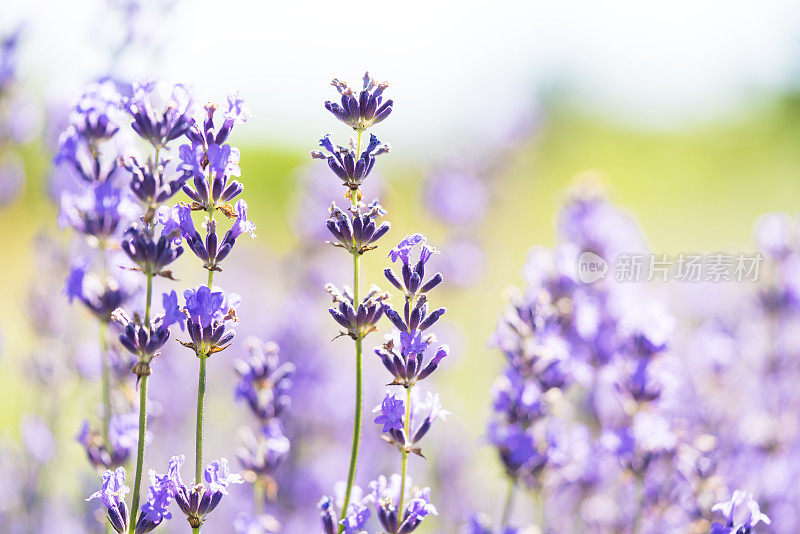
[384, 234, 444, 302]
[65, 262, 133, 322]
[76, 412, 141, 469]
[374, 390, 449, 455]
[234, 339, 295, 421]
[324, 72, 394, 131]
[326, 283, 389, 339]
[123, 80, 194, 147]
[121, 217, 184, 277]
[180, 97, 249, 211]
[134, 469, 176, 533]
[326, 200, 391, 254]
[176, 200, 256, 271]
[167, 455, 244, 528]
[59, 179, 138, 240]
[311, 134, 389, 200]
[236, 421, 290, 486]
[369, 474, 438, 534]
[318, 486, 371, 534]
[112, 291, 186, 378]
[179, 285, 239, 356]
[122, 156, 189, 216]
[710, 491, 770, 533]
[86, 467, 130, 533]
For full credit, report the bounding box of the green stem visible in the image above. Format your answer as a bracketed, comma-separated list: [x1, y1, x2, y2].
[399, 385, 412, 514]
[338, 252, 362, 532]
[254, 478, 264, 516]
[144, 273, 153, 324]
[500, 478, 516, 530]
[128, 375, 149, 534]
[99, 323, 112, 448]
[195, 351, 207, 484]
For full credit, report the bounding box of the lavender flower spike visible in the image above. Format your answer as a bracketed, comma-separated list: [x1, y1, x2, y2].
[123, 80, 194, 147]
[369, 474, 438, 534]
[326, 200, 391, 254]
[86, 467, 130, 533]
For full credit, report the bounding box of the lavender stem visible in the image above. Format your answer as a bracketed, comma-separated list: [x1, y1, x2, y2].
[338, 251, 363, 532]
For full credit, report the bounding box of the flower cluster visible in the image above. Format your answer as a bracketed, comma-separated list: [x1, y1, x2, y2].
[177, 285, 239, 357]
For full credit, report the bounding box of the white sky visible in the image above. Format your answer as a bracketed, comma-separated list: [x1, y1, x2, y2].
[6, 0, 800, 149]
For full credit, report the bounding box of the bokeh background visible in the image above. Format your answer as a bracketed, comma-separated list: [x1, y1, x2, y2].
[2, 0, 800, 532]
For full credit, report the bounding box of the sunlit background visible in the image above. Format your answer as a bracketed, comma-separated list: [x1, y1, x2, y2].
[2, 1, 800, 532]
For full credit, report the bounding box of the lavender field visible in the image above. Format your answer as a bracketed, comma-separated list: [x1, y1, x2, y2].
[1, 1, 800, 533]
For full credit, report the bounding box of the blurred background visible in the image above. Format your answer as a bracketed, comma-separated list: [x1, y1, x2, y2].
[2, 0, 800, 532]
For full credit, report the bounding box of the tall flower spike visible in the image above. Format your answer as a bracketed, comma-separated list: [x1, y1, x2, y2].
[325, 72, 394, 131]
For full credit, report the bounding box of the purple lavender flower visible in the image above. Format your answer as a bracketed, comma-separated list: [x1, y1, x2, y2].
[326, 283, 389, 339]
[324, 72, 394, 131]
[318, 486, 371, 534]
[326, 200, 391, 254]
[236, 421, 290, 485]
[134, 469, 176, 533]
[0, 29, 20, 94]
[123, 80, 194, 147]
[179, 285, 239, 356]
[54, 81, 123, 183]
[175, 201, 256, 271]
[374, 392, 405, 433]
[76, 412, 141, 469]
[369, 474, 438, 534]
[168, 455, 244, 528]
[64, 262, 133, 322]
[710, 491, 770, 533]
[112, 291, 185, 378]
[374, 332, 449, 387]
[121, 218, 184, 277]
[122, 156, 189, 213]
[86, 467, 130, 533]
[384, 234, 443, 300]
[59, 179, 138, 240]
[375, 390, 449, 455]
[311, 134, 390, 201]
[180, 97, 249, 211]
[234, 339, 295, 421]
